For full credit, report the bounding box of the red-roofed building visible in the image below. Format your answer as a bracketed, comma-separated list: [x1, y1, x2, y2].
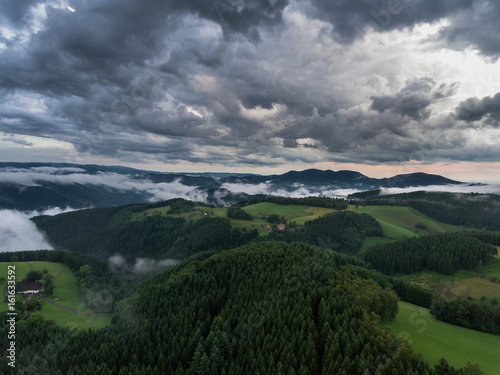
[277, 224, 286, 230]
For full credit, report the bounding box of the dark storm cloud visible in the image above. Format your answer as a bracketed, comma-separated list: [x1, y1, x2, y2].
[370, 78, 458, 121]
[0, 0, 40, 26]
[0, 0, 499, 168]
[305, 0, 474, 42]
[0, 0, 289, 161]
[456, 93, 500, 123]
[439, 1, 500, 60]
[305, 0, 500, 59]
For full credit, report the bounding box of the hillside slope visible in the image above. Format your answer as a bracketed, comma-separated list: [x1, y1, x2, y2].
[1, 242, 449, 374]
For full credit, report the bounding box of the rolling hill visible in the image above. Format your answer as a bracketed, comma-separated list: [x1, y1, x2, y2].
[0, 162, 467, 211]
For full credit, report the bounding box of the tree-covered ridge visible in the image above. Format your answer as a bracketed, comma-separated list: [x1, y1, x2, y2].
[364, 233, 497, 275]
[33, 205, 258, 260]
[357, 191, 500, 230]
[303, 211, 383, 251]
[266, 196, 349, 210]
[0, 242, 461, 375]
[431, 295, 500, 335]
[226, 206, 253, 220]
[258, 211, 383, 254]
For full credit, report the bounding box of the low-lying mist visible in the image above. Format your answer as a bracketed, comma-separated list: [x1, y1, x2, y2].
[0, 207, 79, 252]
[108, 254, 180, 277]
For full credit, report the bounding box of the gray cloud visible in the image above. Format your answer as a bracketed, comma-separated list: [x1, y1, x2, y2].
[108, 253, 179, 275]
[0, 166, 209, 202]
[455, 93, 500, 123]
[370, 78, 458, 121]
[0, 0, 499, 169]
[379, 183, 500, 196]
[0, 210, 52, 252]
[0, 206, 77, 252]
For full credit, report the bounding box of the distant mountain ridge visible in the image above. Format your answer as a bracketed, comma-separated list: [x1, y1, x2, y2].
[224, 168, 460, 189]
[0, 162, 463, 211]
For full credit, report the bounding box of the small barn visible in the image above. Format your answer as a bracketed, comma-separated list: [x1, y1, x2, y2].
[16, 279, 44, 294]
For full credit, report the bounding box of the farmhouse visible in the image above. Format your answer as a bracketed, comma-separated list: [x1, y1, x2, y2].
[264, 225, 272, 231]
[16, 279, 44, 294]
[277, 224, 286, 230]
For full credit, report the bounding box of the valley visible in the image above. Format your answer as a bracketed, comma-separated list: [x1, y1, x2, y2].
[2, 191, 500, 374]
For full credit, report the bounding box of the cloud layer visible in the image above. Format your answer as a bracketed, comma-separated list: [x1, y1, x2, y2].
[0, 0, 499, 170]
[0, 208, 63, 252]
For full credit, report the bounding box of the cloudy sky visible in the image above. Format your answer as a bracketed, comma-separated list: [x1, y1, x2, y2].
[1, 0, 500, 181]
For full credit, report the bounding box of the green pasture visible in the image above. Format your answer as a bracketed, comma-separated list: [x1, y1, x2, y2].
[349, 205, 467, 238]
[385, 302, 500, 374]
[395, 269, 477, 286]
[35, 302, 111, 330]
[481, 258, 500, 279]
[129, 201, 342, 235]
[0, 261, 111, 329]
[358, 236, 398, 253]
[444, 277, 500, 300]
[242, 202, 337, 224]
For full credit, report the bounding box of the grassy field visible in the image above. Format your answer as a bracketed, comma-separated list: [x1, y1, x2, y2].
[130, 202, 342, 234]
[349, 205, 467, 238]
[0, 261, 111, 329]
[393, 255, 500, 300]
[396, 269, 477, 285]
[436, 277, 500, 300]
[481, 258, 500, 279]
[358, 236, 399, 253]
[242, 203, 337, 224]
[129, 202, 471, 242]
[385, 302, 500, 374]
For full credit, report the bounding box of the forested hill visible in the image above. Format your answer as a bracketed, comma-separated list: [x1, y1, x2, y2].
[259, 211, 383, 254]
[0, 242, 475, 374]
[364, 233, 497, 275]
[32, 200, 381, 259]
[351, 191, 500, 230]
[0, 162, 466, 210]
[32, 201, 258, 260]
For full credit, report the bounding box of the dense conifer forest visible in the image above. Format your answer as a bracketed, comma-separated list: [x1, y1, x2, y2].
[430, 295, 500, 335]
[363, 233, 497, 275]
[255, 211, 383, 254]
[0, 242, 481, 374]
[9, 196, 500, 373]
[266, 196, 349, 210]
[356, 191, 500, 230]
[32, 203, 258, 260]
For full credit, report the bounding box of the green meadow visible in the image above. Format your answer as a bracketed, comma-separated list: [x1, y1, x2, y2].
[350, 205, 467, 238]
[129, 201, 469, 241]
[130, 202, 340, 234]
[385, 302, 500, 375]
[0, 261, 111, 330]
